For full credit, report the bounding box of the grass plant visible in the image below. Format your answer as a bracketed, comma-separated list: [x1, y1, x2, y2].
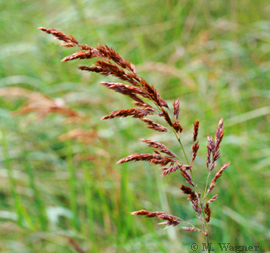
[0, 1, 270, 252]
[38, 27, 231, 252]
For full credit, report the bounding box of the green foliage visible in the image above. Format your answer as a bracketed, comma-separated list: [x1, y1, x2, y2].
[0, 0, 269, 252]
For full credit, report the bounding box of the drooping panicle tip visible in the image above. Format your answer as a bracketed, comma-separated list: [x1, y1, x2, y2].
[38, 27, 53, 34]
[219, 118, 224, 125]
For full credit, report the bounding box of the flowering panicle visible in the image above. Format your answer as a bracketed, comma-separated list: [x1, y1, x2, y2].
[39, 27, 230, 240]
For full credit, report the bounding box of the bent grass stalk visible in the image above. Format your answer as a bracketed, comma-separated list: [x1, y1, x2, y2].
[39, 27, 230, 251]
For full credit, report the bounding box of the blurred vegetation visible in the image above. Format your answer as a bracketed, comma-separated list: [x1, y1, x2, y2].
[0, 0, 270, 252]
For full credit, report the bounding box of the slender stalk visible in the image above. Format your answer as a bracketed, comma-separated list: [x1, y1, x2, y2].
[175, 135, 189, 165]
[203, 169, 212, 201]
[206, 233, 210, 253]
[172, 123, 212, 247]
[179, 218, 204, 233]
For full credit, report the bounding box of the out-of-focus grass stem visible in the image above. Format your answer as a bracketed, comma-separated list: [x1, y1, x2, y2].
[0, 126, 24, 227]
[22, 143, 48, 230]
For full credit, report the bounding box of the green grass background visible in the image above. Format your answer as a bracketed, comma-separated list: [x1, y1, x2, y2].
[0, 0, 270, 252]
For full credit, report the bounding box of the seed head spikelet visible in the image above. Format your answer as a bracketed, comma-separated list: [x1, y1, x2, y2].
[207, 162, 230, 193]
[193, 120, 200, 142]
[173, 98, 180, 119]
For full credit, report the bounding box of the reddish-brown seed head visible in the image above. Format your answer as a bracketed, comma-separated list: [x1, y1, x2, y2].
[193, 120, 200, 142]
[173, 98, 180, 119]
